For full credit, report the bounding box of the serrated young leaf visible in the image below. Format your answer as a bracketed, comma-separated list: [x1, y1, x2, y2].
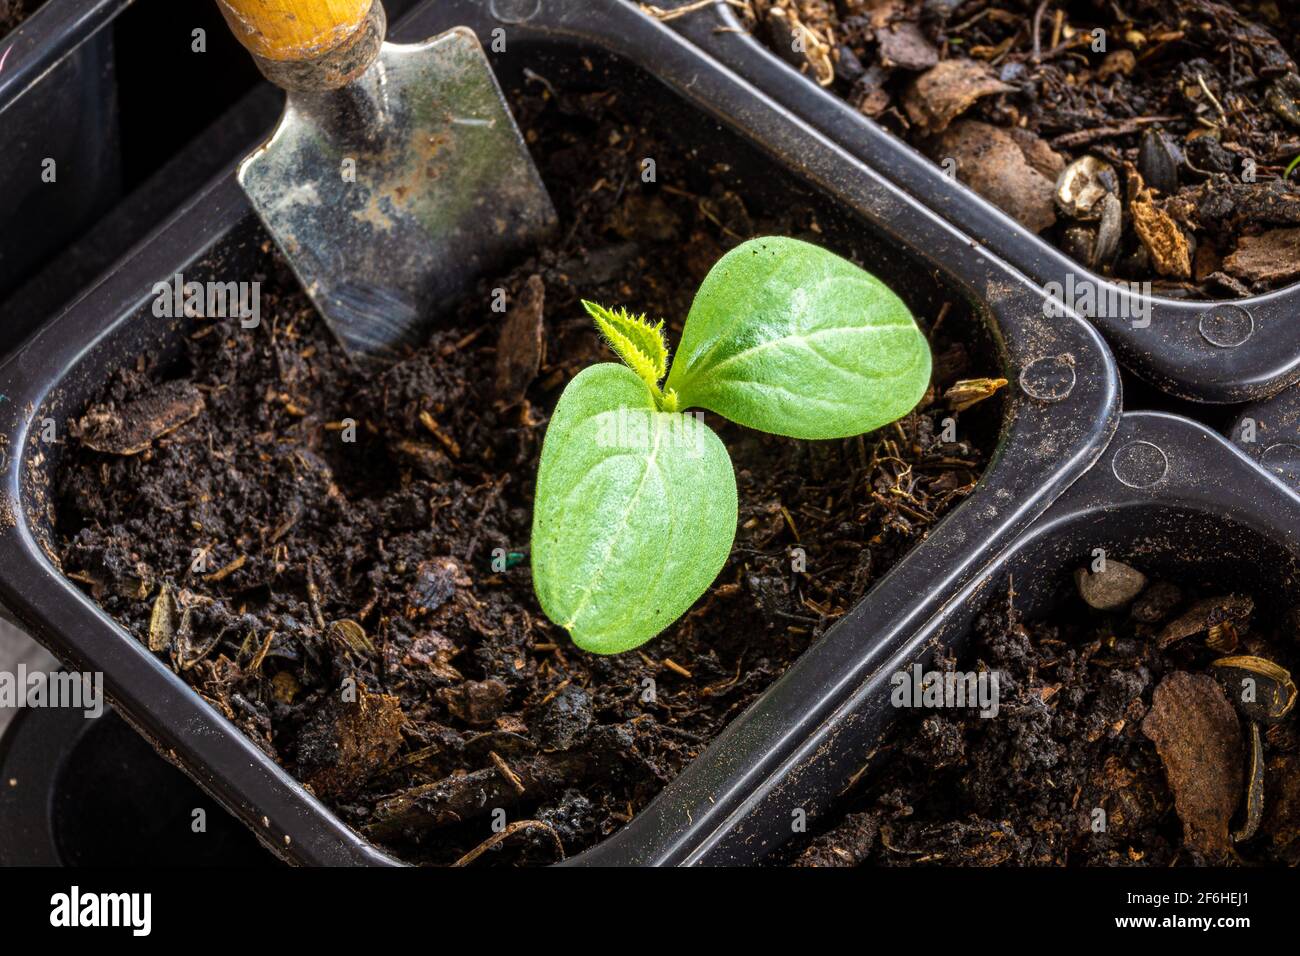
[664, 236, 932, 439]
[583, 300, 670, 390]
[531, 363, 737, 655]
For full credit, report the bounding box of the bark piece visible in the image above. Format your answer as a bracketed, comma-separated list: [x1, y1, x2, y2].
[904, 60, 1011, 134]
[74, 380, 205, 456]
[438, 678, 509, 726]
[931, 121, 1059, 232]
[1011, 127, 1066, 182]
[1131, 196, 1192, 279]
[297, 685, 406, 798]
[1224, 228, 1300, 284]
[495, 274, 546, 406]
[877, 21, 938, 71]
[1142, 672, 1242, 861]
[1157, 594, 1253, 649]
[366, 753, 591, 839]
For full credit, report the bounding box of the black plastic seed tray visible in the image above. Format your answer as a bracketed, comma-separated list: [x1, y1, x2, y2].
[0, 703, 275, 866]
[1229, 384, 1300, 496]
[750, 410, 1300, 865]
[653, 1, 1297, 406]
[0, 0, 1118, 866]
[0, 0, 132, 305]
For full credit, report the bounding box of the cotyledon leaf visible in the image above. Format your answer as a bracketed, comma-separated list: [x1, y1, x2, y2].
[664, 236, 932, 439]
[530, 363, 737, 654]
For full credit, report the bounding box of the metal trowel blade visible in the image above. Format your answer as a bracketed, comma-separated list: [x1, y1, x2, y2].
[238, 26, 556, 363]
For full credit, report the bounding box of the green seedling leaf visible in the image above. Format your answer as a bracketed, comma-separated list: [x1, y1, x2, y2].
[664, 236, 931, 439]
[583, 300, 679, 411]
[533, 236, 933, 654]
[531, 363, 737, 655]
[584, 301, 668, 382]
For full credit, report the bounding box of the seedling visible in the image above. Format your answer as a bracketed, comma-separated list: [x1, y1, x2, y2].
[531, 236, 932, 654]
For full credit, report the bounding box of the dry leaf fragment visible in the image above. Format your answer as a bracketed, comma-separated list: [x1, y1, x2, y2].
[943, 377, 1008, 412]
[271, 670, 300, 705]
[147, 584, 175, 653]
[327, 618, 375, 655]
[1097, 49, 1136, 79]
[173, 607, 219, 671]
[402, 631, 463, 682]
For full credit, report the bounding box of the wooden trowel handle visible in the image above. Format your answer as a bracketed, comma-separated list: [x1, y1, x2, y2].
[217, 0, 384, 89]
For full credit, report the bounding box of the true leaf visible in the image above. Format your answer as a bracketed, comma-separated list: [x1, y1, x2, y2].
[530, 363, 737, 655]
[583, 300, 670, 395]
[664, 236, 932, 439]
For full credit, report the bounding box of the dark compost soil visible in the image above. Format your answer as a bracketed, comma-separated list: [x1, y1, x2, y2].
[776, 565, 1300, 866]
[736, 0, 1300, 298]
[49, 70, 1000, 865]
[0, 0, 37, 36]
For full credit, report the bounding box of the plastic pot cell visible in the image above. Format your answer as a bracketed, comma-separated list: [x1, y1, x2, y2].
[653, 1, 1300, 405]
[0, 0, 131, 305]
[761, 411, 1300, 865]
[0, 0, 1117, 866]
[0, 704, 275, 866]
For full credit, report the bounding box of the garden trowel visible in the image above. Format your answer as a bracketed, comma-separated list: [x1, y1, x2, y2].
[217, 0, 555, 360]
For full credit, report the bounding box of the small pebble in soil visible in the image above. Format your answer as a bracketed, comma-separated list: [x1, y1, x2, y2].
[1074, 559, 1146, 610]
